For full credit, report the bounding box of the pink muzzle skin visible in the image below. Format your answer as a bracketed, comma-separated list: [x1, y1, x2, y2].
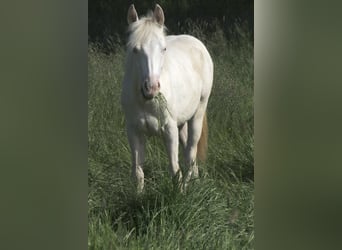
[141, 76, 160, 100]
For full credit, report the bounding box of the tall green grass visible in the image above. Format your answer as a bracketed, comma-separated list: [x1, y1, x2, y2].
[88, 23, 253, 249]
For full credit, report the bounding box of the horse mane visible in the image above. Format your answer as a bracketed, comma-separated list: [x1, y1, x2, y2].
[127, 12, 166, 49]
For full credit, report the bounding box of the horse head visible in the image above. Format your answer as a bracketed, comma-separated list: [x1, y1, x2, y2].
[127, 4, 167, 100]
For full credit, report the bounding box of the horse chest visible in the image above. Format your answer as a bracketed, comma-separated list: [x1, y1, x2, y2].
[139, 114, 162, 135]
[133, 105, 169, 135]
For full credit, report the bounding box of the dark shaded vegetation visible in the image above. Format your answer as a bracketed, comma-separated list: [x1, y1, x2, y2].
[89, 0, 253, 51]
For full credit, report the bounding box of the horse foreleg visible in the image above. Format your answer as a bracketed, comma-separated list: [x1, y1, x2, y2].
[184, 112, 205, 187]
[178, 122, 188, 155]
[164, 121, 183, 191]
[127, 127, 146, 193]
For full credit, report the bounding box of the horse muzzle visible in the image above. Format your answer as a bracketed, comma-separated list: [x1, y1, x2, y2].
[141, 78, 160, 100]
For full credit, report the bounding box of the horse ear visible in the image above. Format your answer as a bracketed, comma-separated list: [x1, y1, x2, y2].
[153, 4, 165, 26]
[127, 4, 138, 24]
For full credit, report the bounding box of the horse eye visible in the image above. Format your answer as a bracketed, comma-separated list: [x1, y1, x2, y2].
[133, 47, 138, 53]
[162, 47, 167, 52]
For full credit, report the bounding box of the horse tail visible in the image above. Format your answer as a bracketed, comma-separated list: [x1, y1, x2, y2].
[197, 112, 208, 162]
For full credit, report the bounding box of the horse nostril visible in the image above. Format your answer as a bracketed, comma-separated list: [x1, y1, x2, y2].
[157, 82, 160, 88]
[144, 81, 149, 91]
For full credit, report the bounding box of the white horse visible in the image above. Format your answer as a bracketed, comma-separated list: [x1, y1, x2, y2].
[121, 4, 213, 192]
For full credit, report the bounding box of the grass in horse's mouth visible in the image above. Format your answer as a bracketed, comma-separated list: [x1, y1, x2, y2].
[153, 92, 169, 112]
[151, 92, 169, 128]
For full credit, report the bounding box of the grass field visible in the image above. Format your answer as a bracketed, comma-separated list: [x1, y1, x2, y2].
[88, 24, 254, 249]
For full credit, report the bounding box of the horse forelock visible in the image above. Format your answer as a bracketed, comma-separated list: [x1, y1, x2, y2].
[127, 14, 166, 50]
